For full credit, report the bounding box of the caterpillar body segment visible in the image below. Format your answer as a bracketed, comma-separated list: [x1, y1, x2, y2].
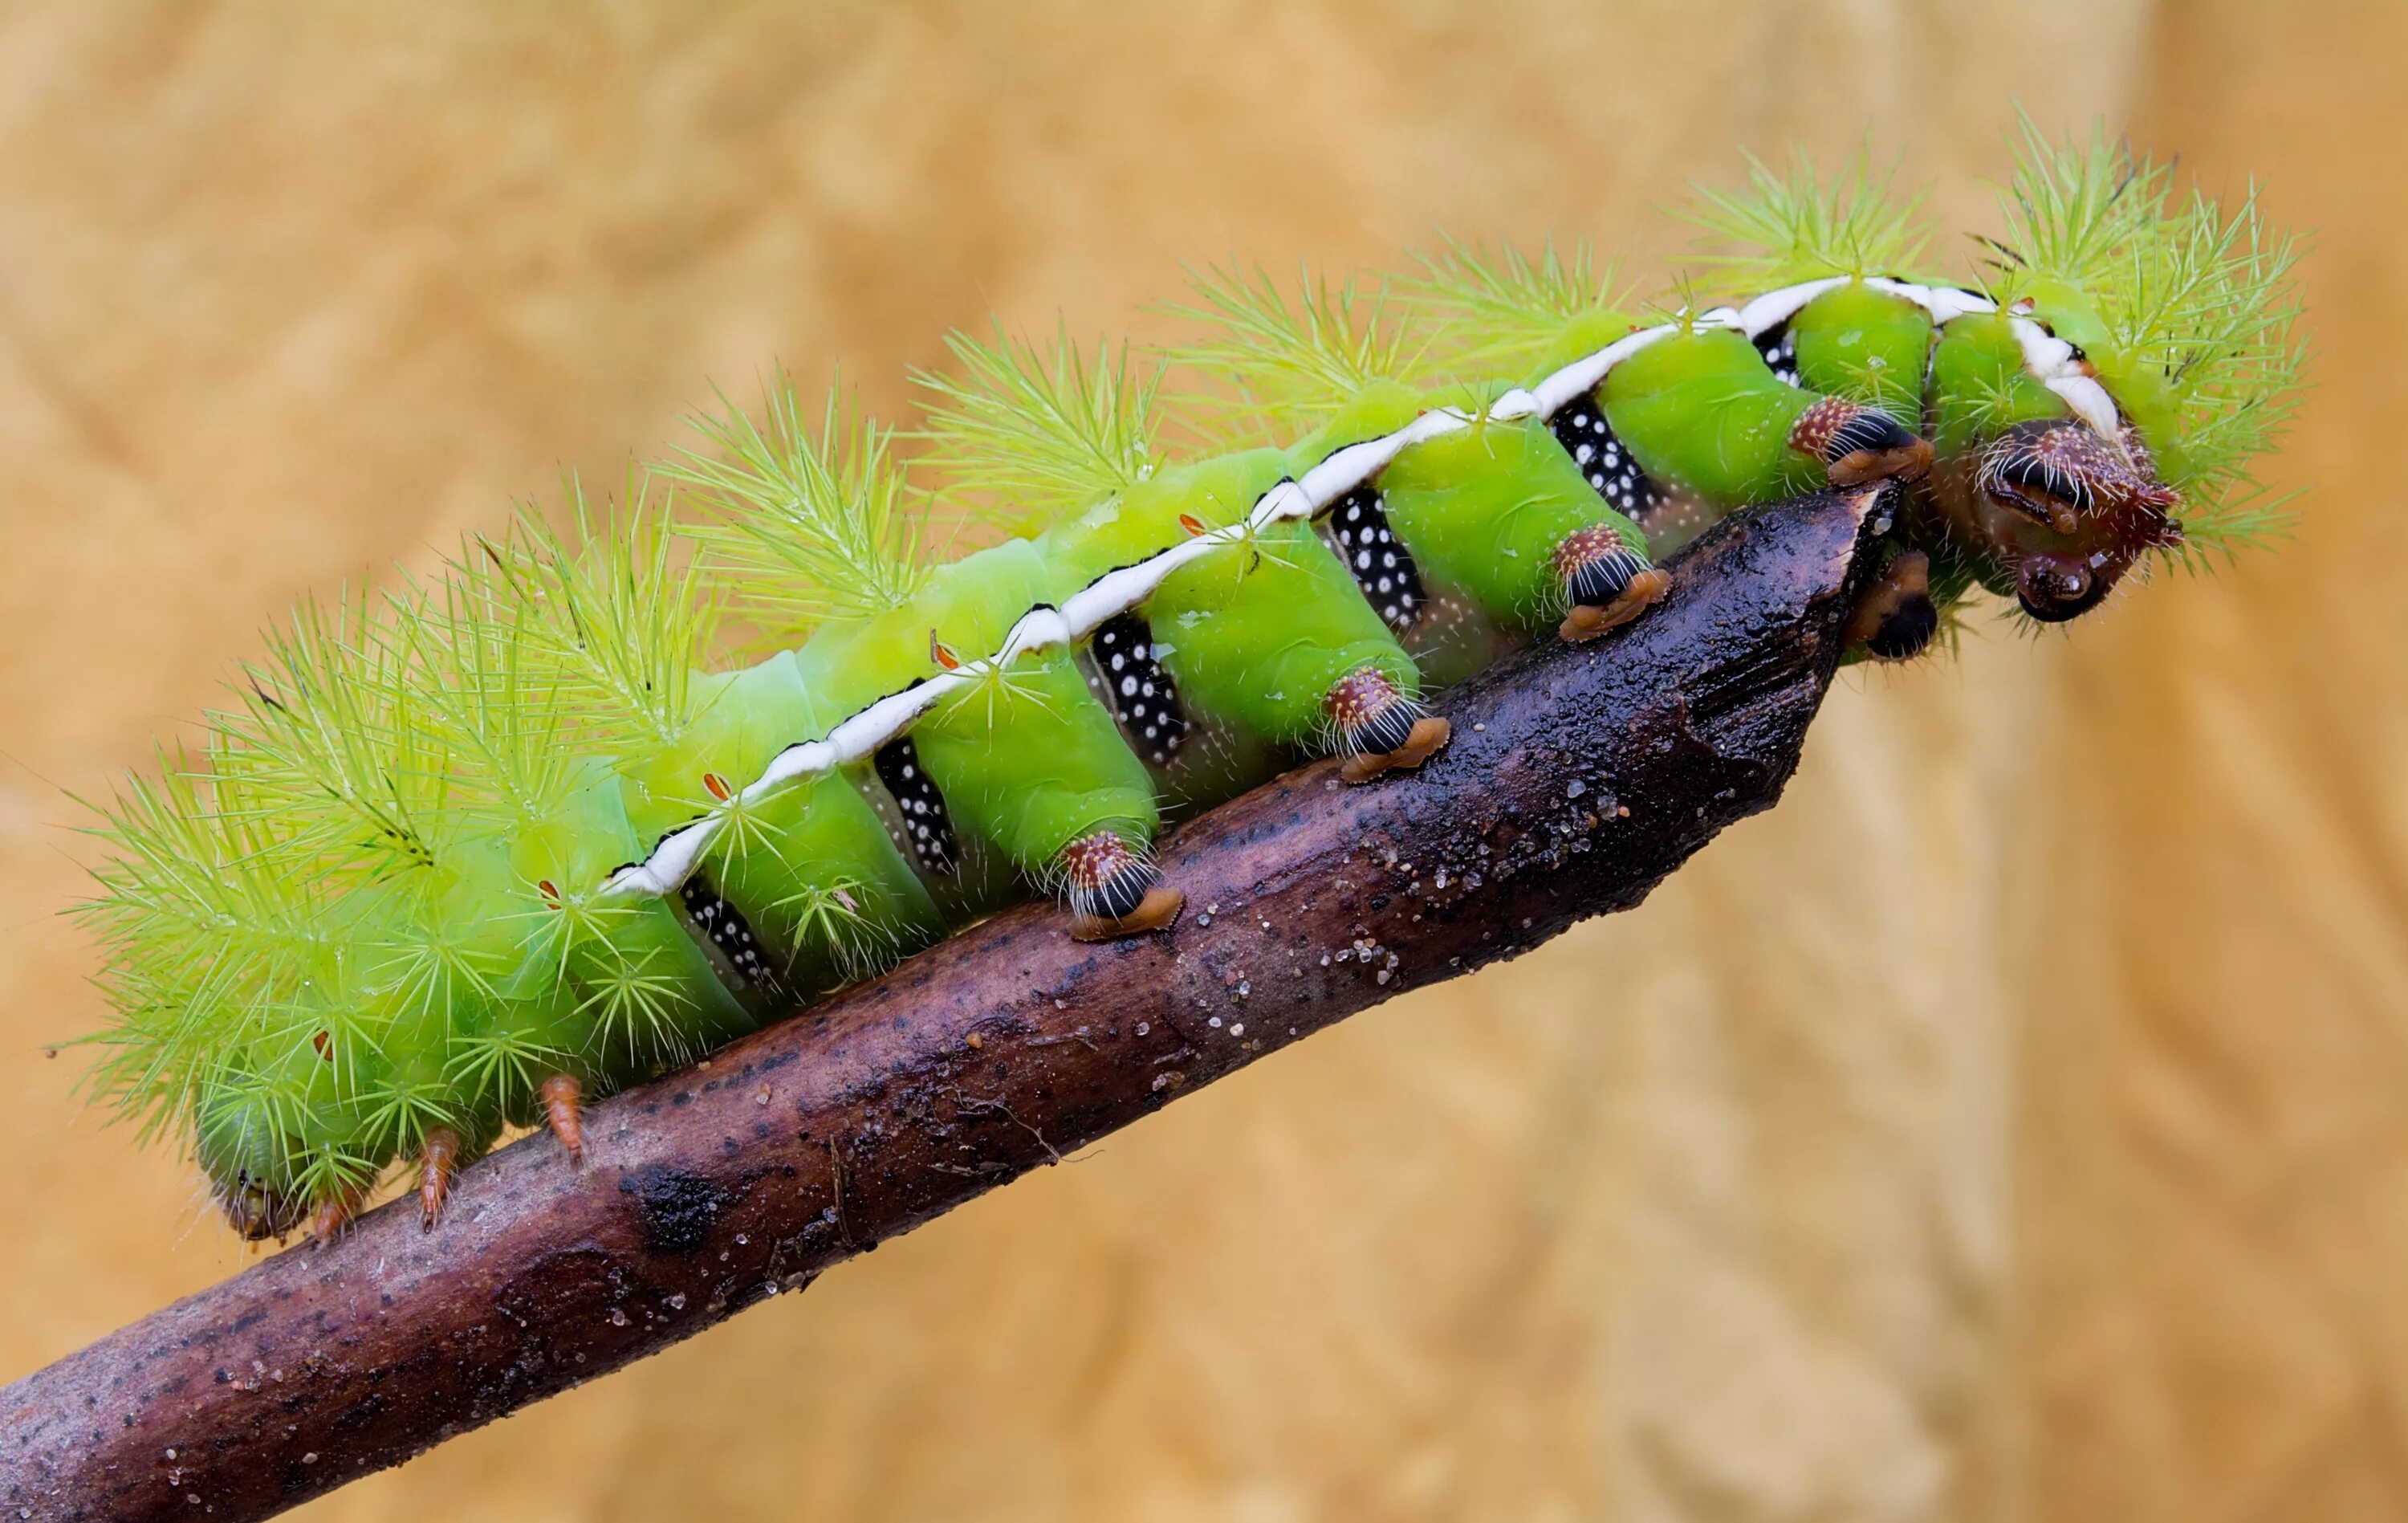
[1038, 447, 1425, 767]
[71, 130, 2304, 1239]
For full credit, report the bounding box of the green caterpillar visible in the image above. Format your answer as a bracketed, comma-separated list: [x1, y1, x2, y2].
[74, 126, 2303, 1240]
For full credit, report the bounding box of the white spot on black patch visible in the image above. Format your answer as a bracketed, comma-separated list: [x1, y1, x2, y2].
[1084, 613, 1188, 768]
[1324, 485, 1424, 633]
[1755, 320, 1802, 388]
[679, 870, 779, 994]
[1548, 393, 1667, 520]
[872, 735, 958, 874]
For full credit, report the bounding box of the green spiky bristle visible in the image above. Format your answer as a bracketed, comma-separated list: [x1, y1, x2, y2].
[1985, 119, 2308, 559]
[485, 476, 724, 742]
[913, 324, 1162, 523]
[1686, 148, 1935, 287]
[1161, 263, 1429, 445]
[1678, 124, 2305, 561]
[661, 376, 930, 636]
[1401, 235, 1633, 379]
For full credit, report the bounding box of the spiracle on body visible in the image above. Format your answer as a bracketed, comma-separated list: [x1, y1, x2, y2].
[69, 126, 2301, 1240]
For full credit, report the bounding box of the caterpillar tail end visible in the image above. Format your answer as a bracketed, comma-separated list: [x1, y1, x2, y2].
[541, 1072, 586, 1161]
[1062, 832, 1184, 941]
[1556, 528, 1670, 645]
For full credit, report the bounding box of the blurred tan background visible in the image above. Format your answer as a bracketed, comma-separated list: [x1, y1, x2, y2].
[1, 2, 2401, 1518]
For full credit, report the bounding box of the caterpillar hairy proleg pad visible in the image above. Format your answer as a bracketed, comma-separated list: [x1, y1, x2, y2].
[1792, 398, 1935, 487]
[1064, 843, 1186, 940]
[65, 124, 2304, 1238]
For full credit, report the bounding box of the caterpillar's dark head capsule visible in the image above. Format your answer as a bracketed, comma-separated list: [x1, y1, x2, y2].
[1950, 418, 2183, 623]
[1552, 526, 1670, 642]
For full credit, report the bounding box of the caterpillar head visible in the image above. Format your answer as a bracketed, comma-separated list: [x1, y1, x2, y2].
[1699, 127, 2303, 627]
[1942, 121, 2305, 622]
[1959, 414, 2182, 622]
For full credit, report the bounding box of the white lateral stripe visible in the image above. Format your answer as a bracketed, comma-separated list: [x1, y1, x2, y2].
[2048, 375, 2121, 436]
[1862, 277, 1998, 326]
[999, 608, 1072, 666]
[1736, 278, 1848, 338]
[2009, 316, 2076, 378]
[1529, 324, 1677, 418]
[1487, 388, 1542, 421]
[599, 274, 2094, 901]
[2009, 316, 2123, 434]
[752, 739, 834, 793]
[609, 823, 710, 898]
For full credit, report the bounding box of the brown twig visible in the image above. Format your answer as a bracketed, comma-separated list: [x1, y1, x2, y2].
[0, 484, 1891, 1522]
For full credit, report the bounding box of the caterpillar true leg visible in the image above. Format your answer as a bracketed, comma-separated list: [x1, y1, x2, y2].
[310, 1180, 368, 1245]
[1843, 549, 1941, 661]
[216, 1171, 307, 1243]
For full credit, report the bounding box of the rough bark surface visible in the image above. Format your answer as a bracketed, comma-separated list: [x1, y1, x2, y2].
[0, 484, 1888, 1523]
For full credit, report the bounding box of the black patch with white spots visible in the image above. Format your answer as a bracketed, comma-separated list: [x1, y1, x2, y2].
[1086, 613, 1188, 768]
[1548, 393, 1667, 519]
[873, 735, 958, 874]
[1755, 320, 1802, 388]
[680, 870, 778, 993]
[1326, 485, 1424, 633]
[1763, 320, 1801, 390]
